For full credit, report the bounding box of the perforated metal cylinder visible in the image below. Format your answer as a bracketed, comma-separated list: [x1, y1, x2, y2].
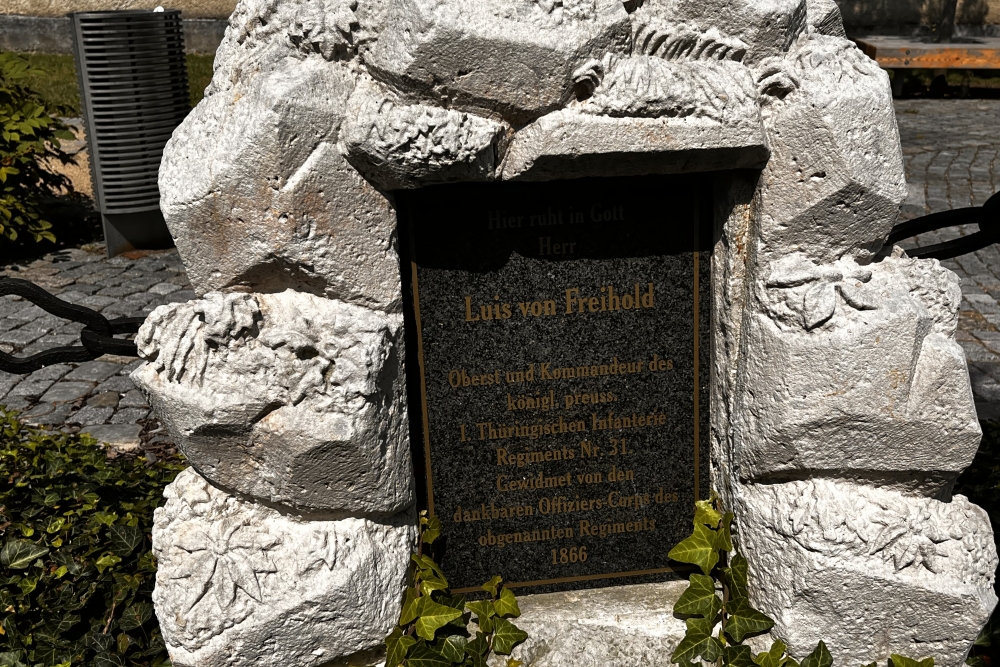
[69, 9, 189, 256]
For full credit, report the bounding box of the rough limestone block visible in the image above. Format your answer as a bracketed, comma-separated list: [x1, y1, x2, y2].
[153, 468, 415, 667]
[340, 76, 509, 190]
[490, 582, 688, 667]
[738, 480, 997, 667]
[500, 56, 768, 181]
[754, 33, 907, 264]
[132, 291, 412, 515]
[159, 54, 402, 312]
[631, 0, 807, 65]
[805, 0, 847, 37]
[740, 255, 980, 492]
[362, 0, 632, 123]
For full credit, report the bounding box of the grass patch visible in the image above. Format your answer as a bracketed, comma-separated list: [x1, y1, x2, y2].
[14, 52, 216, 116]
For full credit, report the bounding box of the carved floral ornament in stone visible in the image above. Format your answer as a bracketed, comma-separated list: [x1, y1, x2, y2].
[135, 0, 997, 666]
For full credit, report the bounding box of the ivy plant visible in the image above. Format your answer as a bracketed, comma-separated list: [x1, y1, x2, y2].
[0, 52, 76, 245]
[385, 512, 528, 667]
[0, 408, 186, 667]
[668, 492, 936, 667]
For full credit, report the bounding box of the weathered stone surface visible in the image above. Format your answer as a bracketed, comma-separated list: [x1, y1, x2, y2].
[340, 76, 509, 190]
[739, 480, 997, 667]
[754, 32, 907, 264]
[805, 0, 847, 37]
[363, 0, 632, 123]
[490, 582, 688, 667]
[630, 0, 807, 65]
[159, 55, 402, 312]
[153, 468, 415, 667]
[132, 291, 411, 515]
[500, 56, 768, 181]
[738, 253, 980, 493]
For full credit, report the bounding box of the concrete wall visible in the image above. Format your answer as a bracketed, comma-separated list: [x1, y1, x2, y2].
[837, 0, 1000, 31]
[0, 0, 236, 20]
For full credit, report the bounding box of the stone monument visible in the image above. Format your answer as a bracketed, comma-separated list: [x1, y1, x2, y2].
[135, 0, 998, 665]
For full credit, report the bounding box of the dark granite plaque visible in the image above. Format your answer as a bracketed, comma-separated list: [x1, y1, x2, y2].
[397, 174, 711, 594]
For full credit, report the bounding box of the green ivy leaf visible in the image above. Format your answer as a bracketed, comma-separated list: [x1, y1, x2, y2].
[400, 587, 420, 625]
[694, 499, 723, 527]
[481, 576, 503, 598]
[467, 600, 496, 633]
[674, 573, 722, 618]
[108, 525, 144, 556]
[93, 653, 125, 667]
[385, 627, 415, 667]
[0, 539, 49, 569]
[494, 588, 521, 618]
[889, 656, 934, 667]
[668, 523, 720, 575]
[724, 644, 757, 667]
[435, 634, 468, 663]
[407, 642, 452, 667]
[95, 553, 122, 573]
[671, 616, 722, 664]
[465, 631, 489, 656]
[422, 515, 443, 545]
[754, 640, 788, 667]
[492, 618, 528, 655]
[421, 574, 450, 597]
[413, 597, 464, 641]
[118, 602, 153, 631]
[716, 512, 735, 552]
[720, 553, 750, 601]
[725, 598, 774, 643]
[799, 641, 832, 667]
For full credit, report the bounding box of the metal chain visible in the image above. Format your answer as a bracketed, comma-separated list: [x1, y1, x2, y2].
[888, 191, 1000, 260]
[0, 276, 143, 375]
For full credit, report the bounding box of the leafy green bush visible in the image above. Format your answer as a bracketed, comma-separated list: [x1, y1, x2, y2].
[386, 513, 528, 667]
[0, 408, 186, 667]
[0, 52, 76, 245]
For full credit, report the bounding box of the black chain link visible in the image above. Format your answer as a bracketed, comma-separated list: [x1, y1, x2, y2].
[888, 191, 1000, 260]
[0, 276, 143, 375]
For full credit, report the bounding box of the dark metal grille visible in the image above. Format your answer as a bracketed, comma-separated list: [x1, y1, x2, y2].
[69, 10, 190, 217]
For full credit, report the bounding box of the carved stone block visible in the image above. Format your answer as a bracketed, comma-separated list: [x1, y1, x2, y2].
[362, 0, 632, 122]
[132, 291, 411, 515]
[153, 468, 415, 667]
[739, 480, 997, 667]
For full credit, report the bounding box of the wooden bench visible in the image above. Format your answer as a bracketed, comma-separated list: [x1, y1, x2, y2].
[854, 36, 1000, 95]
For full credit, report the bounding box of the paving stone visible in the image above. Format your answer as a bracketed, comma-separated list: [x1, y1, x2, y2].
[0, 372, 22, 399]
[111, 407, 148, 423]
[96, 375, 137, 393]
[39, 381, 95, 403]
[25, 364, 73, 382]
[65, 361, 124, 382]
[78, 295, 118, 310]
[9, 304, 47, 320]
[68, 405, 114, 425]
[97, 283, 142, 298]
[1, 396, 30, 411]
[0, 318, 21, 332]
[118, 389, 147, 408]
[149, 282, 182, 296]
[88, 391, 120, 408]
[0, 327, 46, 346]
[8, 378, 56, 400]
[80, 423, 141, 450]
[24, 403, 75, 425]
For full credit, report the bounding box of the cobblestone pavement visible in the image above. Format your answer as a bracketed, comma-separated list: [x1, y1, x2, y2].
[0, 99, 999, 444]
[0, 245, 193, 454]
[894, 99, 1000, 420]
